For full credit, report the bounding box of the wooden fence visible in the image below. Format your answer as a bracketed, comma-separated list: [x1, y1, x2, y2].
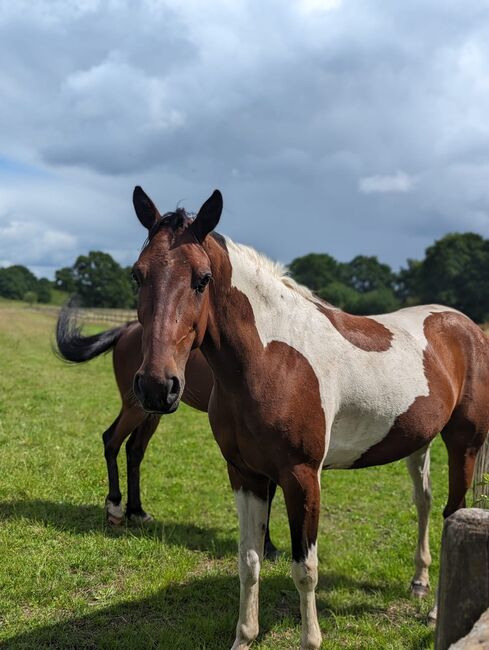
[29, 304, 137, 325]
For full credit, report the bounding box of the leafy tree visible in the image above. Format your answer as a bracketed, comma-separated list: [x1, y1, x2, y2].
[54, 267, 76, 293]
[36, 278, 52, 304]
[23, 291, 37, 305]
[416, 233, 489, 322]
[343, 255, 395, 293]
[288, 253, 342, 291]
[396, 259, 422, 304]
[73, 251, 134, 308]
[317, 282, 360, 311]
[124, 266, 138, 309]
[352, 287, 400, 315]
[317, 282, 400, 314]
[0, 265, 38, 300]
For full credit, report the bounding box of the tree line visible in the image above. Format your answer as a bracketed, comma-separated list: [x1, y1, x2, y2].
[0, 251, 137, 309]
[289, 232, 489, 323]
[1, 232, 488, 322]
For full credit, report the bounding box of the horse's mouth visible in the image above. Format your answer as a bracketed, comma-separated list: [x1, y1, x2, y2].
[142, 399, 181, 416]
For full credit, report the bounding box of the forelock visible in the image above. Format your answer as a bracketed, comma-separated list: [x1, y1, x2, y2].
[141, 207, 195, 252]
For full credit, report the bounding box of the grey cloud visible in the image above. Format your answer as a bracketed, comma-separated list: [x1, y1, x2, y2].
[1, 0, 489, 277]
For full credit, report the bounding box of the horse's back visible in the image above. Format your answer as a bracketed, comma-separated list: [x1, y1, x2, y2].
[326, 305, 489, 469]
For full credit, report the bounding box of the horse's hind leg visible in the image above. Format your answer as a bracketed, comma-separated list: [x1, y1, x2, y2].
[427, 416, 489, 624]
[406, 443, 432, 599]
[103, 406, 145, 525]
[441, 417, 486, 519]
[125, 415, 160, 523]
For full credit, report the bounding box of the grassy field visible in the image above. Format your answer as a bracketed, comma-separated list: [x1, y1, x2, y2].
[0, 304, 452, 649]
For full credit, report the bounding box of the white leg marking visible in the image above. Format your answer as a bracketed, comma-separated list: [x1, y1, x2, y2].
[105, 498, 124, 525]
[406, 445, 432, 596]
[231, 489, 268, 650]
[292, 544, 322, 650]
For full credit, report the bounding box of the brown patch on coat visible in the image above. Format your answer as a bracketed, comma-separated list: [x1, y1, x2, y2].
[351, 311, 489, 468]
[316, 303, 393, 352]
[182, 349, 214, 411]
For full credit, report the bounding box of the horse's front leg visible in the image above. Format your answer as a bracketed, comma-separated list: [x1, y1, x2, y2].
[264, 481, 279, 561]
[229, 465, 269, 650]
[125, 415, 159, 523]
[103, 408, 143, 525]
[282, 464, 322, 650]
[405, 443, 432, 598]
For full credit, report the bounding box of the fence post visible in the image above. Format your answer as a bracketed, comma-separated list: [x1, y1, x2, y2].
[435, 508, 489, 650]
[449, 608, 489, 648]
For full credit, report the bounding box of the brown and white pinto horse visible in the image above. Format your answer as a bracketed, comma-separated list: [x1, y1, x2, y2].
[130, 187, 489, 650]
[55, 307, 279, 558]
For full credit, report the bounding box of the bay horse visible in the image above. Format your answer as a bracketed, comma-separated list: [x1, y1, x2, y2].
[130, 186, 489, 649]
[56, 308, 279, 556]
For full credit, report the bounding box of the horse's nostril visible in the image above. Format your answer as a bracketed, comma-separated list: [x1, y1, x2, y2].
[167, 376, 180, 401]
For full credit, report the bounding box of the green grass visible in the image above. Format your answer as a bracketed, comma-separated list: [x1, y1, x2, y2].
[50, 289, 70, 306]
[0, 305, 448, 649]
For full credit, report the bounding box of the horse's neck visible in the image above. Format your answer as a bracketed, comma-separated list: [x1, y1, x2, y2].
[202, 235, 324, 379]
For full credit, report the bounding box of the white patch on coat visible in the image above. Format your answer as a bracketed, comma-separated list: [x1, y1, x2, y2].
[226, 239, 462, 468]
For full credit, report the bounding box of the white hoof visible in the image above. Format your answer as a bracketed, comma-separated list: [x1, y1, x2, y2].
[427, 604, 437, 626]
[231, 641, 252, 650]
[105, 499, 124, 526]
[410, 580, 430, 599]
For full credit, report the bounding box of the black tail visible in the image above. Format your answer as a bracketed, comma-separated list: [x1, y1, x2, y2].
[55, 301, 133, 363]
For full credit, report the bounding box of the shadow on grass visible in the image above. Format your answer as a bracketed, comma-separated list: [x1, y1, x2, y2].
[3, 571, 433, 650]
[0, 498, 237, 557]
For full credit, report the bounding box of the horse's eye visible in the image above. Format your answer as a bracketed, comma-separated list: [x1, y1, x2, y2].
[196, 273, 212, 293]
[131, 271, 140, 288]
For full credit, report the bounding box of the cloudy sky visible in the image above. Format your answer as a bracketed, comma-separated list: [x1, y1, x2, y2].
[1, 0, 489, 278]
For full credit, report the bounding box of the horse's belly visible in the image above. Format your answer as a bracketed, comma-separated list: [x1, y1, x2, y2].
[323, 410, 396, 469]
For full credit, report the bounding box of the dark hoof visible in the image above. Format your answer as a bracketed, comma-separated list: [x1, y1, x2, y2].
[105, 499, 124, 526]
[126, 509, 154, 525]
[264, 541, 280, 562]
[410, 580, 430, 599]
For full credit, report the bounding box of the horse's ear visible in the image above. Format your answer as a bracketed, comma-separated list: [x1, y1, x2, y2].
[133, 186, 161, 230]
[192, 190, 223, 243]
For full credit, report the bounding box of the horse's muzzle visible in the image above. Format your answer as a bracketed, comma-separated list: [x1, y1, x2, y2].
[133, 372, 182, 414]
